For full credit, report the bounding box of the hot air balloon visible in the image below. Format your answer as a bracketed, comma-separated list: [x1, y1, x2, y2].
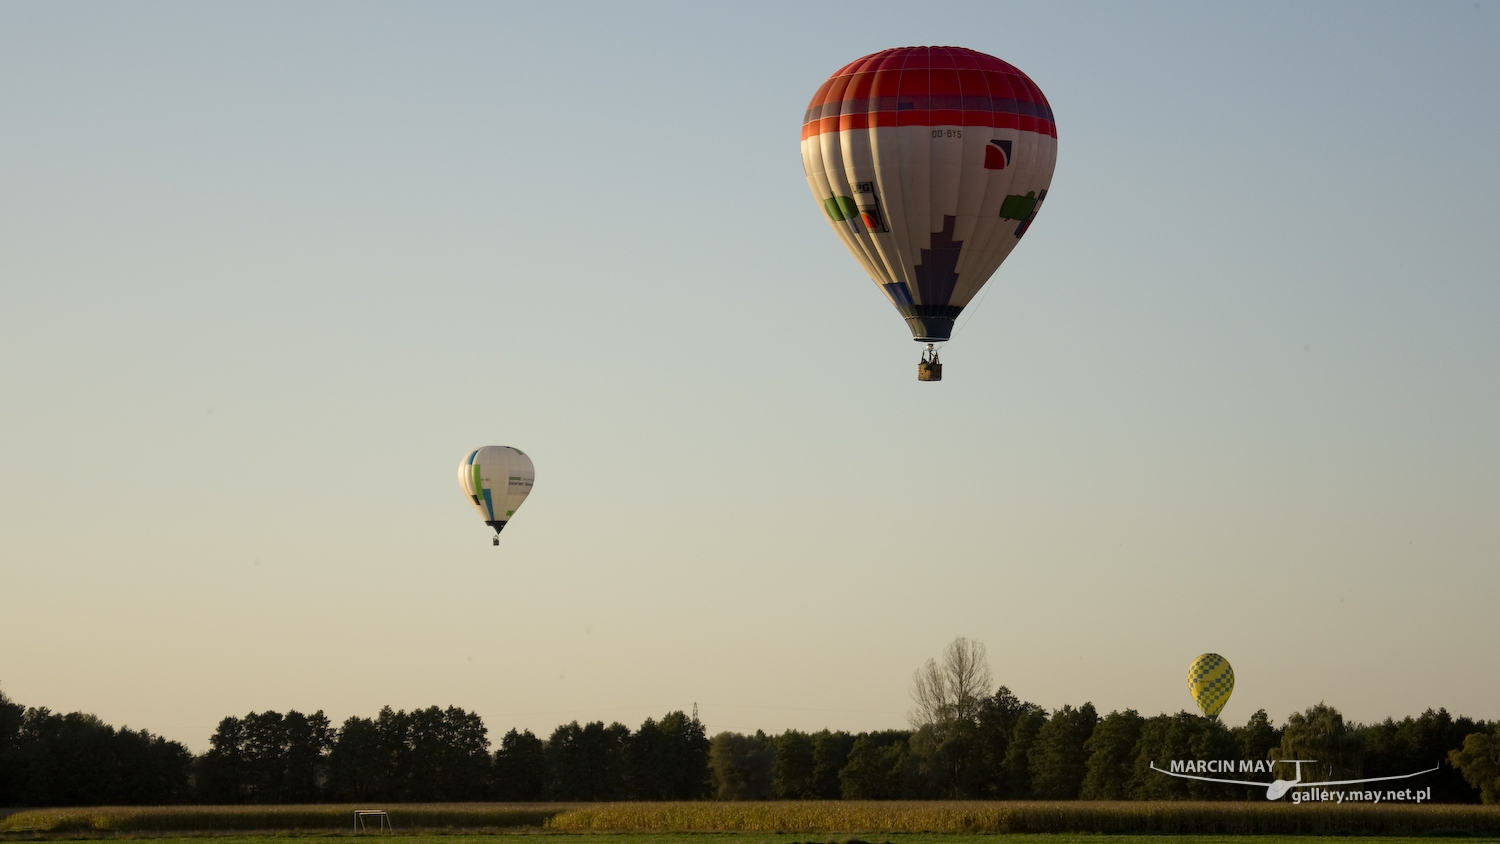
[458, 446, 534, 545]
[801, 46, 1058, 380]
[1186, 653, 1234, 719]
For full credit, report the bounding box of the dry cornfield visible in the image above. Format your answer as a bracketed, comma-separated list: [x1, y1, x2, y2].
[4, 801, 1500, 837]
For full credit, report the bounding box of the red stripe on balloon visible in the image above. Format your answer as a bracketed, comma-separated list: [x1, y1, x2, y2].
[804, 46, 1056, 141]
[800, 112, 1057, 140]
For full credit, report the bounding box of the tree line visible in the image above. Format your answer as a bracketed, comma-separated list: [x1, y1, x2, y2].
[194, 705, 710, 803]
[710, 695, 1493, 802]
[4, 649, 1499, 807]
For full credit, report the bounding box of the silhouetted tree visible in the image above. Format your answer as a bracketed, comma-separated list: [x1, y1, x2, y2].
[1128, 711, 1237, 800]
[1449, 724, 1500, 804]
[281, 710, 335, 801]
[494, 728, 547, 800]
[838, 731, 912, 799]
[1363, 708, 1484, 802]
[0, 686, 27, 806]
[1274, 703, 1362, 784]
[976, 686, 1044, 798]
[646, 710, 710, 799]
[772, 730, 816, 798]
[1081, 708, 1143, 799]
[1233, 709, 1281, 761]
[810, 729, 855, 799]
[322, 705, 488, 802]
[326, 715, 387, 801]
[197, 716, 248, 802]
[1000, 706, 1047, 798]
[0, 703, 190, 806]
[1228, 709, 1283, 800]
[906, 638, 993, 798]
[909, 638, 992, 727]
[197, 710, 333, 803]
[10, 680, 1498, 806]
[111, 724, 192, 804]
[548, 720, 627, 800]
[1028, 703, 1099, 799]
[401, 706, 491, 801]
[709, 731, 773, 799]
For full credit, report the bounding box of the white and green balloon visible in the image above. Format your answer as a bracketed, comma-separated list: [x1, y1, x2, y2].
[458, 446, 534, 544]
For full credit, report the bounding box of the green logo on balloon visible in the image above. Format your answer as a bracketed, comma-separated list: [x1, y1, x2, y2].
[823, 194, 857, 222]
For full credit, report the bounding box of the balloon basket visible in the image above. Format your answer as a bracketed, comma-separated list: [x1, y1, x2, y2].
[918, 345, 942, 381]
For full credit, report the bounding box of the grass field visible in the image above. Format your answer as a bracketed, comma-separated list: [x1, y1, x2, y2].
[3, 802, 1500, 838]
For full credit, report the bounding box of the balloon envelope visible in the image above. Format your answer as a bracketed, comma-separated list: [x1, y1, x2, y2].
[801, 46, 1057, 342]
[458, 446, 534, 537]
[1186, 653, 1235, 719]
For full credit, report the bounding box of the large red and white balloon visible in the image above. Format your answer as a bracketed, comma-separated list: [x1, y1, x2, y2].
[802, 46, 1057, 368]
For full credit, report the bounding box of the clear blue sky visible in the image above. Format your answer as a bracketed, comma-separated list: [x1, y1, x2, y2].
[2, 1, 1497, 751]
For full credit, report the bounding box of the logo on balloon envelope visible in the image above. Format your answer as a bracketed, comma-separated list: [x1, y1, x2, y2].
[852, 181, 888, 233]
[984, 139, 1011, 170]
[999, 189, 1048, 238]
[823, 183, 888, 234]
[823, 194, 856, 224]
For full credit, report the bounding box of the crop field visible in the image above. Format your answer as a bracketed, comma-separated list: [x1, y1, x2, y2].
[2, 837, 1499, 844]
[3, 803, 1500, 839]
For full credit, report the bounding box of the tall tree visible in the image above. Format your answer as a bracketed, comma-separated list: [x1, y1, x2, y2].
[0, 686, 24, 805]
[1233, 709, 1281, 762]
[909, 637, 992, 729]
[494, 728, 547, 801]
[1229, 709, 1283, 801]
[999, 707, 1047, 798]
[772, 730, 816, 799]
[1081, 709, 1143, 799]
[198, 715, 250, 802]
[3, 707, 190, 806]
[1274, 703, 1363, 784]
[110, 724, 193, 804]
[197, 710, 333, 803]
[239, 711, 291, 801]
[1363, 708, 1485, 802]
[1028, 703, 1099, 799]
[838, 731, 912, 799]
[1127, 712, 1237, 800]
[281, 710, 335, 802]
[906, 637, 995, 797]
[326, 715, 389, 801]
[324, 705, 491, 802]
[547, 720, 627, 800]
[1449, 724, 1500, 804]
[902, 725, 946, 798]
[976, 687, 1045, 798]
[625, 716, 668, 799]
[809, 730, 855, 799]
[652, 710, 711, 799]
[708, 731, 773, 800]
[401, 706, 492, 801]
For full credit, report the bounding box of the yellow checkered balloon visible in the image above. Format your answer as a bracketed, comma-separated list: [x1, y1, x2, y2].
[1186, 653, 1234, 719]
